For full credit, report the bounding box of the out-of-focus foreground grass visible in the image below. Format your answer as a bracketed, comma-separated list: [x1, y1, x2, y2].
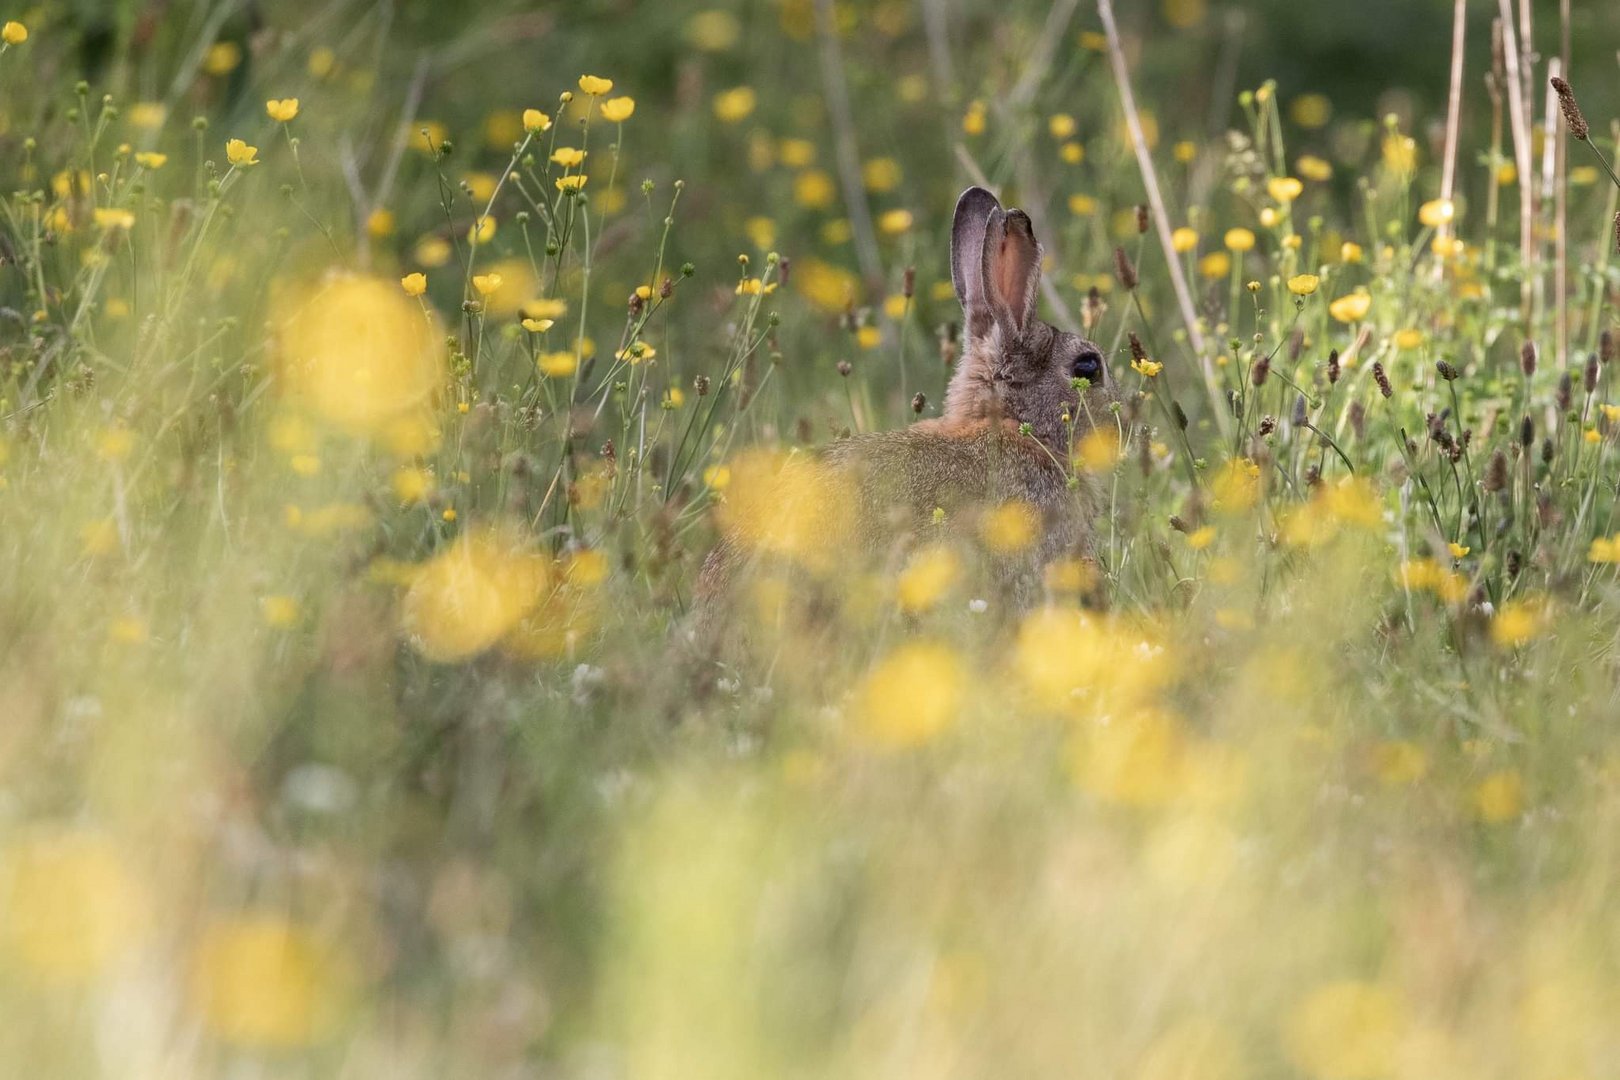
[3, 1, 1620, 1076]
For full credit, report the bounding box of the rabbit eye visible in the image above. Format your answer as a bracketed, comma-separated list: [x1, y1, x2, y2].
[1070, 348, 1103, 382]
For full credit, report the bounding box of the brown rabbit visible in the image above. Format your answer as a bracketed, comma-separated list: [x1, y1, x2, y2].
[696, 186, 1114, 637]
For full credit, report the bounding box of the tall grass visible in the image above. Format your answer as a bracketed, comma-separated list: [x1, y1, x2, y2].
[1, 3, 1619, 1076]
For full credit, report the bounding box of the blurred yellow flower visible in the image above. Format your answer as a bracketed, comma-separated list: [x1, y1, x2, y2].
[1282, 980, 1401, 1080]
[260, 595, 300, 627]
[686, 9, 741, 50]
[1417, 198, 1455, 228]
[190, 916, 351, 1048]
[392, 467, 431, 503]
[276, 275, 445, 436]
[1472, 770, 1524, 822]
[1287, 274, 1320, 296]
[2, 20, 27, 44]
[896, 545, 961, 613]
[467, 215, 497, 243]
[0, 829, 144, 984]
[1267, 176, 1303, 203]
[538, 351, 578, 378]
[578, 74, 614, 96]
[1291, 93, 1332, 128]
[1069, 193, 1099, 216]
[1340, 241, 1364, 264]
[1328, 292, 1371, 323]
[1199, 251, 1232, 278]
[471, 273, 503, 297]
[600, 96, 636, 123]
[1076, 428, 1122, 472]
[401, 529, 552, 661]
[1172, 227, 1199, 253]
[854, 642, 964, 749]
[1296, 154, 1333, 181]
[1490, 599, 1543, 648]
[1224, 228, 1256, 252]
[877, 208, 913, 234]
[523, 317, 555, 333]
[962, 100, 987, 135]
[862, 157, 902, 192]
[712, 86, 757, 123]
[265, 98, 300, 123]
[1588, 535, 1620, 562]
[203, 41, 241, 75]
[524, 298, 567, 320]
[982, 501, 1039, 552]
[225, 138, 259, 167]
[94, 207, 135, 230]
[1049, 113, 1077, 139]
[134, 151, 167, 169]
[367, 207, 396, 237]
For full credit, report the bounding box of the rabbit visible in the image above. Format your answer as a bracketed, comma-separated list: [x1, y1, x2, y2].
[694, 186, 1115, 647]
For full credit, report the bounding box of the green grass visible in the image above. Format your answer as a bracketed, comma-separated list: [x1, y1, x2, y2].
[1, 2, 1620, 1076]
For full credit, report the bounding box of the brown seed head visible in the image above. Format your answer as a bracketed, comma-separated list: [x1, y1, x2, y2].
[1372, 361, 1393, 398]
[1251, 354, 1270, 387]
[1114, 246, 1139, 291]
[1327, 348, 1341, 385]
[1128, 331, 1148, 362]
[1550, 76, 1590, 141]
[1136, 204, 1150, 234]
[1520, 340, 1538, 377]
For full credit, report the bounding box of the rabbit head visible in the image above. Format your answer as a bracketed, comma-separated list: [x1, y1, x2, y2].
[944, 187, 1109, 452]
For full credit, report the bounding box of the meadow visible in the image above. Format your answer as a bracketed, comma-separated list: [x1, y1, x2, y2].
[2, 0, 1620, 1075]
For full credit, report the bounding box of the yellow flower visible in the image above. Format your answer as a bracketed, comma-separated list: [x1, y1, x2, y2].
[896, 546, 961, 613]
[982, 502, 1040, 552]
[93, 208, 136, 230]
[1060, 141, 1084, 164]
[400, 272, 427, 296]
[522, 317, 554, 333]
[962, 100, 987, 135]
[555, 174, 588, 193]
[1490, 599, 1543, 648]
[712, 86, 757, 123]
[1382, 132, 1417, 174]
[524, 298, 567, 320]
[190, 916, 351, 1048]
[1049, 113, 1077, 139]
[134, 151, 167, 169]
[366, 208, 396, 237]
[1589, 535, 1620, 563]
[260, 595, 300, 628]
[1472, 770, 1524, 822]
[551, 147, 587, 168]
[703, 464, 732, 490]
[862, 157, 902, 192]
[662, 387, 685, 409]
[0, 829, 145, 983]
[128, 101, 166, 128]
[1132, 357, 1164, 378]
[1172, 227, 1199, 253]
[203, 41, 241, 75]
[1328, 292, 1371, 323]
[467, 215, 497, 243]
[1291, 93, 1333, 128]
[392, 467, 431, 503]
[1259, 207, 1279, 228]
[538, 351, 578, 377]
[1583, 427, 1601, 444]
[1172, 140, 1198, 163]
[855, 325, 882, 349]
[1267, 176, 1303, 203]
[1068, 193, 1098, 216]
[1198, 251, 1232, 278]
[853, 642, 964, 749]
[1076, 429, 1122, 473]
[577, 74, 614, 95]
[1283, 981, 1401, 1080]
[265, 98, 300, 123]
[523, 108, 552, 133]
[1287, 274, 1320, 296]
[599, 96, 635, 122]
[1224, 228, 1256, 252]
[1297, 154, 1333, 181]
[2, 20, 27, 44]
[1186, 526, 1216, 550]
[877, 208, 913, 235]
[225, 139, 259, 167]
[1340, 241, 1364, 264]
[1393, 328, 1425, 350]
[1417, 198, 1455, 228]
[1448, 542, 1470, 559]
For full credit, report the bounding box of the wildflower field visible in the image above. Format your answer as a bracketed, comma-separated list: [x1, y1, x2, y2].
[5, 0, 1620, 1075]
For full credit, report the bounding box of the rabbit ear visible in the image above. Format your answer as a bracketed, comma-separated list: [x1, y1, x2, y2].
[951, 187, 1002, 338]
[982, 208, 1042, 339]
